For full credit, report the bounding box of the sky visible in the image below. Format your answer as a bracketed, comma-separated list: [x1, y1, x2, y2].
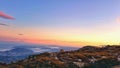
[0, 0, 120, 47]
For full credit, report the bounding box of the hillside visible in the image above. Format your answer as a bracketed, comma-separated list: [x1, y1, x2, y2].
[0, 45, 120, 68]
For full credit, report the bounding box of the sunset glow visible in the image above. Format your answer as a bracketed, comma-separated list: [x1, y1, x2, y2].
[0, 0, 120, 47]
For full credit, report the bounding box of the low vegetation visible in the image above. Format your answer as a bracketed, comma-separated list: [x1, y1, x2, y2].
[0, 45, 120, 68]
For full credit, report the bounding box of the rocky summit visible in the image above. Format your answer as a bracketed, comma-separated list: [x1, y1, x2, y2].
[0, 45, 120, 68]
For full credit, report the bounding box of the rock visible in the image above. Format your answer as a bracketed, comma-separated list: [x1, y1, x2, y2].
[117, 56, 120, 61]
[73, 62, 86, 68]
[112, 65, 120, 68]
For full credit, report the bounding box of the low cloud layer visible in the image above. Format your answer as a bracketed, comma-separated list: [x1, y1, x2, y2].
[0, 11, 15, 20]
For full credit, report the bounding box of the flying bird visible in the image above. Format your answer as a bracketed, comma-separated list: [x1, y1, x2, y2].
[0, 11, 15, 20]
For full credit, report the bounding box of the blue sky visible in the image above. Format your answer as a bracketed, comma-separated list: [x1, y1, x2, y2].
[0, 0, 120, 47]
[0, 0, 120, 27]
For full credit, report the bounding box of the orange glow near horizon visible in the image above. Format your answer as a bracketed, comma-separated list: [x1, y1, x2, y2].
[1, 25, 120, 47]
[1, 0, 120, 48]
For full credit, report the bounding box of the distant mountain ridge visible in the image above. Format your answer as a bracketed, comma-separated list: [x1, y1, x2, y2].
[0, 45, 78, 63]
[0, 47, 34, 63]
[0, 48, 34, 56]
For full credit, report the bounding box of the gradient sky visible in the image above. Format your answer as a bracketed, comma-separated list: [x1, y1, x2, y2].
[0, 0, 120, 47]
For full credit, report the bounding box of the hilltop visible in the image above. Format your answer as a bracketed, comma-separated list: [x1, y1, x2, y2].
[0, 45, 120, 68]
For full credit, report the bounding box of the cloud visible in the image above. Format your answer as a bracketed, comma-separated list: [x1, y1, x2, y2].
[18, 34, 24, 36]
[0, 11, 15, 20]
[116, 18, 120, 23]
[0, 23, 9, 26]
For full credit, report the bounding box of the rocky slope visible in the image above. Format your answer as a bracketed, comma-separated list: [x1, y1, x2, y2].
[0, 45, 120, 68]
